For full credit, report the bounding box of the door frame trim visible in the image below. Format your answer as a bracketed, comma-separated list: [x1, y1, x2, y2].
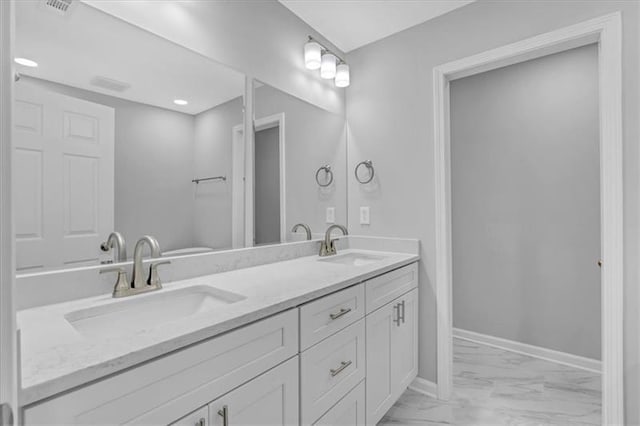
[0, 0, 17, 423]
[433, 12, 623, 425]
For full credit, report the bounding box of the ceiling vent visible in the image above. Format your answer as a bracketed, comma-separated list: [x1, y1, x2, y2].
[90, 76, 131, 93]
[42, 0, 76, 15]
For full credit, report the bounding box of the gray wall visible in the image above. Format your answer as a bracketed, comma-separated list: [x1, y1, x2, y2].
[345, 1, 640, 422]
[193, 97, 243, 249]
[254, 127, 281, 245]
[450, 45, 600, 360]
[255, 85, 347, 237]
[20, 77, 196, 255]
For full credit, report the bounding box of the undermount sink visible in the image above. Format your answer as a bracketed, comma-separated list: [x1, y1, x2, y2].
[318, 252, 386, 267]
[65, 285, 246, 338]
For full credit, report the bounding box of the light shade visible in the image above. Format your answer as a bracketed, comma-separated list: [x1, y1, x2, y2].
[335, 63, 350, 88]
[304, 41, 322, 70]
[14, 57, 38, 68]
[173, 99, 188, 106]
[320, 53, 337, 79]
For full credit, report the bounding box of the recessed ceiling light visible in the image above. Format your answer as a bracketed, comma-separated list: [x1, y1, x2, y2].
[173, 99, 188, 106]
[14, 57, 38, 68]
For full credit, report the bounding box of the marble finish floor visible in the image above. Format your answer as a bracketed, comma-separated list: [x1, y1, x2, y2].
[380, 338, 601, 425]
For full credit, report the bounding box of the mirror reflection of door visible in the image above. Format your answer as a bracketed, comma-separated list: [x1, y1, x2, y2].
[254, 126, 281, 246]
[14, 82, 115, 272]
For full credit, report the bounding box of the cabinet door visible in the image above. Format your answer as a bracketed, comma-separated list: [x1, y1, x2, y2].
[365, 301, 396, 425]
[170, 405, 208, 426]
[209, 357, 298, 426]
[391, 288, 418, 395]
[313, 381, 365, 426]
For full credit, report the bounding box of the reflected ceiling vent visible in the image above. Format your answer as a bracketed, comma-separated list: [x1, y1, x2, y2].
[42, 0, 76, 15]
[90, 76, 131, 93]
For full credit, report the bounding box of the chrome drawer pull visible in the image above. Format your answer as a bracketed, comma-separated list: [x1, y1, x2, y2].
[330, 360, 352, 377]
[393, 303, 401, 326]
[400, 300, 406, 324]
[329, 307, 352, 320]
[218, 405, 229, 426]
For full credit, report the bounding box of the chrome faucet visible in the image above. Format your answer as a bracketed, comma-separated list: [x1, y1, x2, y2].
[319, 224, 348, 257]
[131, 235, 164, 290]
[291, 223, 312, 240]
[100, 236, 168, 298]
[100, 231, 127, 263]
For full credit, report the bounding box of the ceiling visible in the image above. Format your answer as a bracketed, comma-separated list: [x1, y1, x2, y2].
[279, 0, 475, 53]
[15, 1, 244, 115]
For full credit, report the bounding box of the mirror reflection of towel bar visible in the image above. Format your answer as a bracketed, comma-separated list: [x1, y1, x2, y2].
[192, 176, 227, 184]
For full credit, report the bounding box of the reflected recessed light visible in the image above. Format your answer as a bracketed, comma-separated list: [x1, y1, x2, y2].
[14, 57, 38, 68]
[173, 99, 188, 106]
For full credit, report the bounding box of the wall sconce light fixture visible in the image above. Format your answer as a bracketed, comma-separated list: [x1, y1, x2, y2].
[304, 36, 350, 88]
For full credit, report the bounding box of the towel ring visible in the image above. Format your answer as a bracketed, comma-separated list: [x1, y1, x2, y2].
[355, 160, 374, 184]
[315, 165, 334, 187]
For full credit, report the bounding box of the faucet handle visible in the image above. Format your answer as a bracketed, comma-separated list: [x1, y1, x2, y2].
[100, 266, 131, 298]
[148, 260, 171, 288]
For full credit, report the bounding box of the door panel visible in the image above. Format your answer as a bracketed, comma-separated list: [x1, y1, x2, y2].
[391, 289, 419, 394]
[13, 82, 114, 271]
[209, 357, 298, 426]
[365, 302, 395, 425]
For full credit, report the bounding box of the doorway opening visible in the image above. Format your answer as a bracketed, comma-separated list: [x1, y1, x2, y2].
[433, 13, 623, 425]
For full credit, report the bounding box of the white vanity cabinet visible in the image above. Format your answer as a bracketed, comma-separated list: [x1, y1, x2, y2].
[365, 265, 419, 426]
[22, 260, 420, 426]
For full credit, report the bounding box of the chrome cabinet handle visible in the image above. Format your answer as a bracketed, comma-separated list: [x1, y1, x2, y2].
[400, 300, 406, 324]
[329, 307, 352, 320]
[393, 303, 401, 326]
[217, 405, 229, 426]
[330, 360, 352, 377]
[195, 418, 206, 426]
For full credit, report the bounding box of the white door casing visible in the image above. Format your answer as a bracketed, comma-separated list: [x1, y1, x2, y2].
[433, 13, 623, 425]
[0, 1, 17, 424]
[13, 82, 114, 271]
[232, 111, 286, 248]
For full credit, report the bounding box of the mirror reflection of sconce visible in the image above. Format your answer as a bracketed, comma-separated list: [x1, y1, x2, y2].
[355, 160, 375, 184]
[315, 165, 334, 187]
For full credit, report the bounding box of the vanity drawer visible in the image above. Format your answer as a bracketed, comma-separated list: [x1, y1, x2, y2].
[366, 262, 418, 314]
[300, 318, 365, 424]
[299, 283, 364, 350]
[23, 309, 298, 425]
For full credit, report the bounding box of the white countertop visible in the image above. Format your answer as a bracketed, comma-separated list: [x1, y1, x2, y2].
[18, 248, 419, 406]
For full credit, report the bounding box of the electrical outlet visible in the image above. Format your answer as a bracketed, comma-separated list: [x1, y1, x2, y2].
[360, 206, 370, 225]
[326, 207, 335, 224]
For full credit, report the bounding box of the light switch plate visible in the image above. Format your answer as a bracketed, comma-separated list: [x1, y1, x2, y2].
[360, 206, 370, 225]
[326, 207, 335, 224]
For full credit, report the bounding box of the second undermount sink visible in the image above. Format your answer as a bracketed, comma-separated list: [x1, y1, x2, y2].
[318, 252, 387, 267]
[65, 285, 246, 338]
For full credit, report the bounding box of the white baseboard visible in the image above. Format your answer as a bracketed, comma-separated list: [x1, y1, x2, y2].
[408, 377, 437, 399]
[453, 328, 602, 374]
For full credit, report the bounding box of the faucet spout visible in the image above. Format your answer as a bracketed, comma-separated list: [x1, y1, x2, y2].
[320, 224, 348, 257]
[291, 223, 312, 240]
[100, 232, 127, 263]
[131, 235, 161, 289]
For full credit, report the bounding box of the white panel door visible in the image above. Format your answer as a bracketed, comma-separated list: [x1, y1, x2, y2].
[13, 82, 114, 271]
[209, 357, 298, 426]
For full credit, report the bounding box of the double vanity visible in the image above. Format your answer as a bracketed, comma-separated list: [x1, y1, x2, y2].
[17, 237, 419, 425]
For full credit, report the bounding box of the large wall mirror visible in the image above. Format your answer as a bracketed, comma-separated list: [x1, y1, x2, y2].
[13, 1, 347, 273]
